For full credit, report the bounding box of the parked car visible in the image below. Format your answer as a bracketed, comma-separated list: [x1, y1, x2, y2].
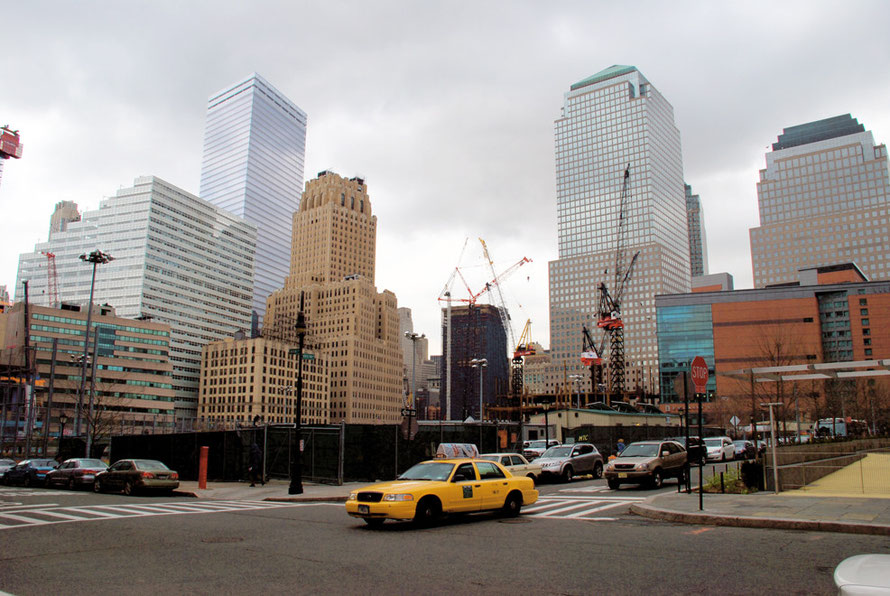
[536, 443, 604, 482]
[93, 459, 179, 495]
[667, 435, 705, 465]
[732, 440, 756, 460]
[522, 439, 560, 461]
[45, 458, 108, 490]
[0, 458, 16, 480]
[1, 459, 58, 487]
[345, 458, 538, 527]
[704, 436, 735, 462]
[604, 440, 687, 489]
[480, 453, 542, 483]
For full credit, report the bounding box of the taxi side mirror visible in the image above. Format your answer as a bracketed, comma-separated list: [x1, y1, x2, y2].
[452, 473, 467, 482]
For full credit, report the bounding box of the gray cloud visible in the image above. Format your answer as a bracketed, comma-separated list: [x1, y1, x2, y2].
[2, 0, 889, 354]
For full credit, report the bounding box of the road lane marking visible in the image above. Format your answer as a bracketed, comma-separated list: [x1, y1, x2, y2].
[0, 499, 312, 530]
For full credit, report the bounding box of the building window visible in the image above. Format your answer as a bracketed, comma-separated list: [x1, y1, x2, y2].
[860, 308, 869, 316]
[862, 318, 870, 326]
[865, 348, 873, 356]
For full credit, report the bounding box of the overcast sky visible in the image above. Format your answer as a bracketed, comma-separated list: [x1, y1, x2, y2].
[2, 1, 889, 355]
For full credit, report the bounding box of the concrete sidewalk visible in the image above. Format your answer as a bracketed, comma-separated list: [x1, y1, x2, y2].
[631, 491, 890, 536]
[174, 478, 360, 502]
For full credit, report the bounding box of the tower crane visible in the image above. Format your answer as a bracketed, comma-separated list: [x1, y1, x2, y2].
[438, 240, 531, 418]
[0, 126, 23, 189]
[479, 238, 532, 400]
[593, 165, 639, 404]
[41, 251, 59, 308]
[512, 319, 534, 399]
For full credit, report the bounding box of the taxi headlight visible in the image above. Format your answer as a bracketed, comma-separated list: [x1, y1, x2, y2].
[635, 463, 649, 471]
[605, 462, 614, 471]
[383, 493, 415, 502]
[347, 493, 357, 501]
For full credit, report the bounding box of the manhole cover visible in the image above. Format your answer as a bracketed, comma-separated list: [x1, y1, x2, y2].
[499, 518, 533, 524]
[201, 537, 244, 544]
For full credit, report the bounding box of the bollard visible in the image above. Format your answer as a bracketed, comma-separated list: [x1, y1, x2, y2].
[720, 471, 725, 493]
[198, 445, 209, 489]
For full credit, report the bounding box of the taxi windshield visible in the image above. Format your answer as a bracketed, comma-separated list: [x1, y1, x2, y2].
[397, 462, 455, 481]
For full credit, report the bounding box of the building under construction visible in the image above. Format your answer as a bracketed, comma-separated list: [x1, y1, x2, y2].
[440, 304, 508, 421]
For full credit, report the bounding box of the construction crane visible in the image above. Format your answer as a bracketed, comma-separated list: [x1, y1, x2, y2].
[0, 126, 23, 189]
[581, 324, 606, 404]
[594, 165, 639, 404]
[479, 238, 532, 395]
[438, 240, 531, 418]
[41, 251, 59, 307]
[511, 319, 534, 399]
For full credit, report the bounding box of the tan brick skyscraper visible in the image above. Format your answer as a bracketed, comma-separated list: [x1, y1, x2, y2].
[264, 171, 403, 423]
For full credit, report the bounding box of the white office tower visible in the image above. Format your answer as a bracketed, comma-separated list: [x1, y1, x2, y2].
[200, 74, 308, 335]
[15, 176, 257, 425]
[548, 65, 689, 396]
[750, 114, 890, 287]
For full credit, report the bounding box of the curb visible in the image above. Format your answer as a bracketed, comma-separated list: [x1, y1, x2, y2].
[172, 490, 198, 498]
[629, 502, 890, 536]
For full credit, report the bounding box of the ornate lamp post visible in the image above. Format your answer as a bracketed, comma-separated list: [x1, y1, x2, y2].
[288, 292, 308, 495]
[57, 412, 68, 458]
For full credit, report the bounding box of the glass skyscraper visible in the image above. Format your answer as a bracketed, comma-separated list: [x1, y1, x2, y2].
[200, 73, 307, 333]
[750, 114, 890, 287]
[15, 176, 256, 424]
[549, 65, 689, 395]
[686, 184, 708, 277]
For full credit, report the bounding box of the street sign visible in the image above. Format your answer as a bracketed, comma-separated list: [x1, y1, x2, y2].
[401, 408, 416, 417]
[730, 415, 741, 427]
[302, 353, 315, 361]
[690, 356, 709, 393]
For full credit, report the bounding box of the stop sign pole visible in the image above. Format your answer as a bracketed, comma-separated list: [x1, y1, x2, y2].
[691, 356, 709, 510]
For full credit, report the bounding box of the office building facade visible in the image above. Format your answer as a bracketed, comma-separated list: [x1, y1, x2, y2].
[264, 171, 403, 424]
[199, 336, 329, 427]
[750, 114, 890, 287]
[1, 303, 174, 444]
[549, 65, 689, 397]
[200, 73, 308, 332]
[440, 304, 508, 421]
[15, 176, 256, 425]
[686, 184, 708, 277]
[656, 263, 889, 428]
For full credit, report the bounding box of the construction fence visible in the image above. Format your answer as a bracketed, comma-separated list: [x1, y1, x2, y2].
[109, 421, 509, 484]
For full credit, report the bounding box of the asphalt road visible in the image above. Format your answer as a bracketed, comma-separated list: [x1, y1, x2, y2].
[1, 480, 885, 595]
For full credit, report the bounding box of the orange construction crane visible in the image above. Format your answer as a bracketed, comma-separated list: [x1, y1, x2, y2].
[41, 251, 59, 307]
[0, 126, 23, 189]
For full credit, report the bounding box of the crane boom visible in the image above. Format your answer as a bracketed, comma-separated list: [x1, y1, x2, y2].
[596, 164, 637, 402]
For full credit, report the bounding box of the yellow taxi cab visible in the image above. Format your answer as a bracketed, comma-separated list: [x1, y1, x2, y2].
[345, 457, 538, 527]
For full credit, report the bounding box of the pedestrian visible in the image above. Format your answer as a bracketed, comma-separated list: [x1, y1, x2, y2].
[617, 438, 626, 454]
[248, 442, 264, 487]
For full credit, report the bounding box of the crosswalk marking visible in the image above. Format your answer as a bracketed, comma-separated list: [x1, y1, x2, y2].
[525, 492, 645, 520]
[0, 499, 307, 530]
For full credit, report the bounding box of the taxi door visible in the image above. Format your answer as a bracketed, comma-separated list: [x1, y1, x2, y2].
[442, 462, 482, 513]
[474, 461, 510, 511]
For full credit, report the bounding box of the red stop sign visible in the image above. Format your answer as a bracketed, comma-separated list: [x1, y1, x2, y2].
[690, 356, 709, 393]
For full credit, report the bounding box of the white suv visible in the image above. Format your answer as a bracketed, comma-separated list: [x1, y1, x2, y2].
[704, 436, 735, 462]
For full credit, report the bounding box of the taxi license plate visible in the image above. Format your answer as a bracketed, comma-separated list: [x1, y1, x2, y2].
[618, 473, 628, 478]
[358, 505, 369, 514]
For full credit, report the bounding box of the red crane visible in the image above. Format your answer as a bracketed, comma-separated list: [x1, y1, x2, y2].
[0, 126, 23, 189]
[41, 251, 59, 307]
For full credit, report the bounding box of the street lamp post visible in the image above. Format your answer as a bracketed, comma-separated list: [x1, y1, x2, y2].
[289, 292, 308, 495]
[569, 374, 584, 408]
[75, 249, 113, 440]
[534, 395, 555, 453]
[470, 358, 487, 450]
[57, 412, 68, 458]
